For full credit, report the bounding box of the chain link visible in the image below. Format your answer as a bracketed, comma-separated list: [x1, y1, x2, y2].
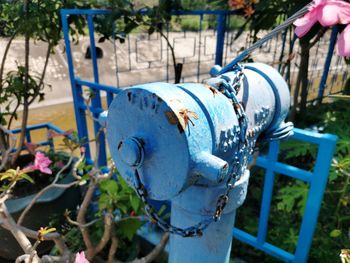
[133, 65, 253, 237]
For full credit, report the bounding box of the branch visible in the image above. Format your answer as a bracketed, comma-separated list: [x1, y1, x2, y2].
[66, 215, 99, 228]
[7, 101, 20, 130]
[1, 215, 70, 257]
[77, 180, 96, 255]
[12, 0, 31, 165]
[38, 43, 51, 90]
[133, 233, 169, 263]
[0, 124, 17, 171]
[72, 153, 85, 180]
[0, 29, 18, 86]
[0, 200, 36, 258]
[115, 233, 169, 263]
[94, 211, 114, 255]
[158, 29, 177, 73]
[309, 27, 328, 48]
[108, 236, 118, 263]
[17, 155, 75, 225]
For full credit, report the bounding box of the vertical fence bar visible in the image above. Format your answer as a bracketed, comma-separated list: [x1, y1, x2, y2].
[76, 83, 92, 160]
[215, 14, 227, 66]
[316, 26, 338, 103]
[197, 14, 203, 82]
[46, 126, 55, 150]
[25, 130, 31, 143]
[87, 14, 107, 166]
[61, 10, 91, 160]
[257, 141, 279, 244]
[293, 134, 337, 263]
[278, 29, 287, 73]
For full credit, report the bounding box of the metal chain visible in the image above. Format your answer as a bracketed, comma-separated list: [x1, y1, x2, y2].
[132, 65, 253, 237]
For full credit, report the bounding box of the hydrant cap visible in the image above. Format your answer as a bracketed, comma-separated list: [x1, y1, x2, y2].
[106, 84, 192, 200]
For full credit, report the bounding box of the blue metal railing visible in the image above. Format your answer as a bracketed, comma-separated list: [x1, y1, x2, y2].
[233, 128, 337, 262]
[60, 8, 339, 262]
[11, 123, 67, 151]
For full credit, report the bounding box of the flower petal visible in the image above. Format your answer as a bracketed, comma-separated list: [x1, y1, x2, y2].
[294, 12, 318, 37]
[40, 167, 52, 175]
[318, 1, 350, 26]
[337, 24, 350, 56]
[318, 4, 342, 26]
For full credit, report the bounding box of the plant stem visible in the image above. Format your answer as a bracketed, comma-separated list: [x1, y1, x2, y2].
[336, 174, 350, 227]
[0, 30, 19, 162]
[107, 236, 118, 263]
[298, 41, 310, 118]
[158, 29, 180, 83]
[12, 0, 31, 165]
[0, 30, 17, 88]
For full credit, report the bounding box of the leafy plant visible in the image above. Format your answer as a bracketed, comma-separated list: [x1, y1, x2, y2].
[0, 0, 92, 169]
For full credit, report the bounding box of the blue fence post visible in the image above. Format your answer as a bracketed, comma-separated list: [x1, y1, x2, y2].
[293, 134, 338, 263]
[316, 26, 338, 103]
[257, 141, 279, 244]
[86, 14, 107, 166]
[215, 14, 227, 66]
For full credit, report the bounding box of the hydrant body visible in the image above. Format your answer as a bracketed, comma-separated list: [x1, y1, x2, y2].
[106, 63, 292, 263]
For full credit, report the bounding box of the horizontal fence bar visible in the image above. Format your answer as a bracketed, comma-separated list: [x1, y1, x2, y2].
[75, 78, 121, 95]
[233, 228, 294, 262]
[61, 8, 239, 16]
[256, 158, 313, 182]
[61, 9, 112, 16]
[291, 128, 335, 144]
[11, 123, 57, 134]
[77, 102, 104, 114]
[10, 123, 68, 152]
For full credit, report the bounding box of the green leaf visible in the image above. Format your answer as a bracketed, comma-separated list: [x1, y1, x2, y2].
[98, 193, 110, 211]
[276, 181, 308, 216]
[99, 180, 119, 194]
[130, 195, 140, 212]
[118, 175, 130, 189]
[117, 203, 128, 214]
[117, 218, 143, 241]
[329, 229, 341, 238]
[0, 169, 17, 181]
[19, 173, 34, 183]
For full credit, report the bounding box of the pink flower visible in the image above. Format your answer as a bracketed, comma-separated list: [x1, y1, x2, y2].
[293, 0, 350, 56]
[338, 24, 350, 56]
[74, 251, 89, 263]
[26, 152, 52, 174]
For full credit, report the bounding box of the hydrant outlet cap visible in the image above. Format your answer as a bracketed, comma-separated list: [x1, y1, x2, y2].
[117, 137, 144, 167]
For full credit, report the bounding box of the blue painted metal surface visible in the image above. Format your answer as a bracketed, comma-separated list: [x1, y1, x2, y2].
[317, 26, 339, 103]
[170, 170, 250, 263]
[60, 8, 339, 263]
[215, 14, 227, 66]
[86, 15, 107, 166]
[105, 63, 292, 262]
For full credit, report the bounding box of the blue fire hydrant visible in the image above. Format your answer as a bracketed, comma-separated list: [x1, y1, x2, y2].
[105, 62, 293, 263]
